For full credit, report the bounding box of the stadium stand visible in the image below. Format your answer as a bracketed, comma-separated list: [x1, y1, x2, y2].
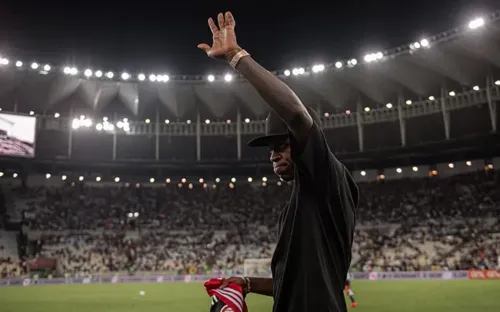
[0, 165, 498, 278]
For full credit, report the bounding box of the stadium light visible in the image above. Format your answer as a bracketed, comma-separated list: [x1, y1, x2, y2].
[121, 72, 130, 80]
[157, 74, 169, 82]
[312, 64, 325, 73]
[105, 71, 114, 79]
[224, 74, 233, 82]
[364, 107, 370, 112]
[207, 74, 215, 82]
[43, 64, 51, 71]
[31, 62, 39, 70]
[149, 74, 157, 82]
[95, 70, 103, 78]
[15, 61, 22, 67]
[468, 18, 485, 30]
[386, 103, 393, 109]
[364, 52, 383, 63]
[335, 61, 343, 69]
[410, 42, 421, 50]
[284, 70, 291, 76]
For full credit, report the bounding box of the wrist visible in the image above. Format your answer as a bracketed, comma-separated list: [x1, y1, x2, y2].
[225, 47, 243, 63]
[243, 276, 251, 294]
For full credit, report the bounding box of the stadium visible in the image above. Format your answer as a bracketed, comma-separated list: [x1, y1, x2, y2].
[0, 8, 499, 312]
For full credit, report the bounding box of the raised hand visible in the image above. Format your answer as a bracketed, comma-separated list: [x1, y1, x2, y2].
[197, 12, 241, 60]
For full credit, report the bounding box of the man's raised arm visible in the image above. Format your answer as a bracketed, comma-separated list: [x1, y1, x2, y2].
[198, 11, 313, 145]
[228, 49, 313, 144]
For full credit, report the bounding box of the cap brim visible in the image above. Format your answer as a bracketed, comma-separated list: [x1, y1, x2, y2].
[247, 133, 288, 147]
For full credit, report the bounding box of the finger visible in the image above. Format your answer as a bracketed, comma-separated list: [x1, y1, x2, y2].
[197, 43, 211, 52]
[208, 18, 218, 35]
[225, 12, 235, 27]
[217, 13, 225, 29]
[219, 280, 229, 289]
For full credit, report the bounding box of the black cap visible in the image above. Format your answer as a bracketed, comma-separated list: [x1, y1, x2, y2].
[247, 107, 321, 147]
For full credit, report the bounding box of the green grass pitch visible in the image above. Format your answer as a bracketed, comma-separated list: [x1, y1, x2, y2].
[0, 280, 499, 312]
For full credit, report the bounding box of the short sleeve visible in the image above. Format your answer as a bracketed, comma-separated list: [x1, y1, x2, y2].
[289, 122, 345, 186]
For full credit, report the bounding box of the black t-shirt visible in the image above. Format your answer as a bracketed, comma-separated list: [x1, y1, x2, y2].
[270, 122, 358, 312]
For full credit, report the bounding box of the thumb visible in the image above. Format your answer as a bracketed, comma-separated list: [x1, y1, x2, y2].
[197, 43, 211, 53]
[219, 279, 229, 289]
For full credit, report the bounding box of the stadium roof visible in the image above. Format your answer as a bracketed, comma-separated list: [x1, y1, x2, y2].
[0, 14, 500, 120]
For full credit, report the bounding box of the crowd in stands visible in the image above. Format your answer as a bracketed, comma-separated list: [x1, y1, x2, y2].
[0, 169, 499, 278]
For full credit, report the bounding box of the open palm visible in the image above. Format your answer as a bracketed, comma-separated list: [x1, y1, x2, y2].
[198, 12, 240, 59]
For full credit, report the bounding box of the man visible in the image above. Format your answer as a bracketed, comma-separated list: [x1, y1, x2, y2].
[199, 12, 358, 312]
[345, 271, 357, 308]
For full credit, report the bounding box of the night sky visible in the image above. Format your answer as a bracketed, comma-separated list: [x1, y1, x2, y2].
[0, 0, 499, 76]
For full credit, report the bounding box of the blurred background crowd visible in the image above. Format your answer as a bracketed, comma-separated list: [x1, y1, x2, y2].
[0, 169, 499, 278]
